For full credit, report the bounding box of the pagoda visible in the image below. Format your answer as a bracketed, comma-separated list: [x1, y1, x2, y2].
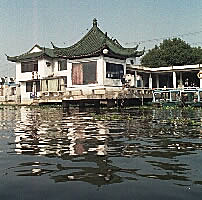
[52, 18, 144, 60]
[7, 19, 144, 105]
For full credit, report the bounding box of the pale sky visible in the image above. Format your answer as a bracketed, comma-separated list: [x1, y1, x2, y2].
[0, 0, 202, 77]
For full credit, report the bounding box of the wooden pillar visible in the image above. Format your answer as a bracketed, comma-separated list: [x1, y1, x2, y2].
[94, 100, 100, 114]
[79, 100, 86, 112]
[62, 100, 69, 113]
[107, 99, 115, 108]
[134, 71, 137, 87]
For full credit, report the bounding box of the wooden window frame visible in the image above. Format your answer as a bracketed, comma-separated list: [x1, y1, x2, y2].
[106, 62, 124, 79]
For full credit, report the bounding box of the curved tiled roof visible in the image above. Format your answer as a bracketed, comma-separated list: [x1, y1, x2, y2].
[7, 19, 144, 62]
[53, 19, 144, 59]
[7, 44, 55, 62]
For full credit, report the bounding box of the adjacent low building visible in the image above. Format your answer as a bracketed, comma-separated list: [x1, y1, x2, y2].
[127, 64, 202, 89]
[0, 77, 18, 104]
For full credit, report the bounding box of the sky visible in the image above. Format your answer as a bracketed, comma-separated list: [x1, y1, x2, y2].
[0, 0, 202, 77]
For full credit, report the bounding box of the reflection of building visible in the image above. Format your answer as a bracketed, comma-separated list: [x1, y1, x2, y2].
[14, 107, 109, 157]
[13, 107, 118, 186]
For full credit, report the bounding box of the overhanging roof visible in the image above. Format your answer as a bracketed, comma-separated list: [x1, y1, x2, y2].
[127, 64, 202, 73]
[7, 44, 55, 62]
[7, 19, 144, 62]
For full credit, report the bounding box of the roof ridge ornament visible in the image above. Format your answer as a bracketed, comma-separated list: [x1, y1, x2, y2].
[93, 18, 97, 27]
[51, 41, 57, 49]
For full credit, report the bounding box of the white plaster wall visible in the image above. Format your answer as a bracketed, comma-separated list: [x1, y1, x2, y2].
[67, 62, 72, 87]
[97, 56, 104, 85]
[20, 82, 33, 104]
[16, 58, 54, 82]
[38, 59, 53, 78]
[126, 57, 136, 65]
[53, 59, 68, 79]
[30, 46, 42, 53]
[52, 59, 59, 74]
[16, 62, 33, 83]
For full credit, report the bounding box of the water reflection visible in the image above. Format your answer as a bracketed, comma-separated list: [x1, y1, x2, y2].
[13, 107, 110, 157]
[2, 106, 202, 187]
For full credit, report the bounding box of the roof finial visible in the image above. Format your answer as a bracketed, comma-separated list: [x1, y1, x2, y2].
[93, 18, 97, 27]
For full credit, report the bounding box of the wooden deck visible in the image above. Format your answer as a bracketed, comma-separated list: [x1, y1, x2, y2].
[38, 87, 153, 107]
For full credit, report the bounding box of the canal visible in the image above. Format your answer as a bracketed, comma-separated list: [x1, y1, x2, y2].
[0, 106, 202, 200]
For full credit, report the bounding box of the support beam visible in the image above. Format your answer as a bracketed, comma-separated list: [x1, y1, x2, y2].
[67, 63, 72, 87]
[134, 71, 137, 88]
[200, 70, 202, 89]
[107, 99, 115, 108]
[173, 72, 177, 88]
[94, 100, 100, 114]
[79, 100, 86, 112]
[149, 73, 152, 89]
[180, 72, 183, 86]
[97, 56, 104, 85]
[156, 74, 159, 88]
[62, 100, 69, 113]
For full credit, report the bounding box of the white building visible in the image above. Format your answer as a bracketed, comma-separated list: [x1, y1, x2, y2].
[7, 19, 144, 104]
[127, 64, 202, 89]
[8, 19, 201, 105]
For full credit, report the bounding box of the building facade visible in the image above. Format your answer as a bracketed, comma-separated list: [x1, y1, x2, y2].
[7, 19, 144, 104]
[0, 77, 17, 104]
[127, 64, 202, 89]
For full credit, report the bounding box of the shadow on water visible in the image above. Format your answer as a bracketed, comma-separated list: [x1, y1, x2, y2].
[1, 105, 202, 196]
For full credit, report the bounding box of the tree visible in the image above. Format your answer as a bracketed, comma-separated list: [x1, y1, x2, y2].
[141, 38, 202, 67]
[192, 46, 202, 64]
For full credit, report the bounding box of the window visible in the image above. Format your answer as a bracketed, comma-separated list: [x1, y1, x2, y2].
[26, 81, 40, 92]
[21, 61, 38, 73]
[36, 81, 40, 92]
[26, 82, 32, 92]
[41, 80, 48, 91]
[63, 77, 67, 86]
[41, 78, 66, 92]
[72, 61, 97, 85]
[11, 88, 16, 95]
[58, 60, 67, 71]
[106, 63, 124, 79]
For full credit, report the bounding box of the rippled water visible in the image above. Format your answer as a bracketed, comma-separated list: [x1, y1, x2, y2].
[0, 106, 202, 200]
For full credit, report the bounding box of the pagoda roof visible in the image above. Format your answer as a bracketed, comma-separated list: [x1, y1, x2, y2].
[7, 44, 55, 62]
[7, 19, 144, 62]
[52, 19, 144, 60]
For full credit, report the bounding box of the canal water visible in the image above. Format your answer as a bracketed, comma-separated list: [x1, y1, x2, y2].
[0, 106, 202, 200]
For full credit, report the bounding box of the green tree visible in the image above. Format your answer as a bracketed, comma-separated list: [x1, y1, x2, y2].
[141, 38, 202, 67]
[192, 46, 202, 64]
